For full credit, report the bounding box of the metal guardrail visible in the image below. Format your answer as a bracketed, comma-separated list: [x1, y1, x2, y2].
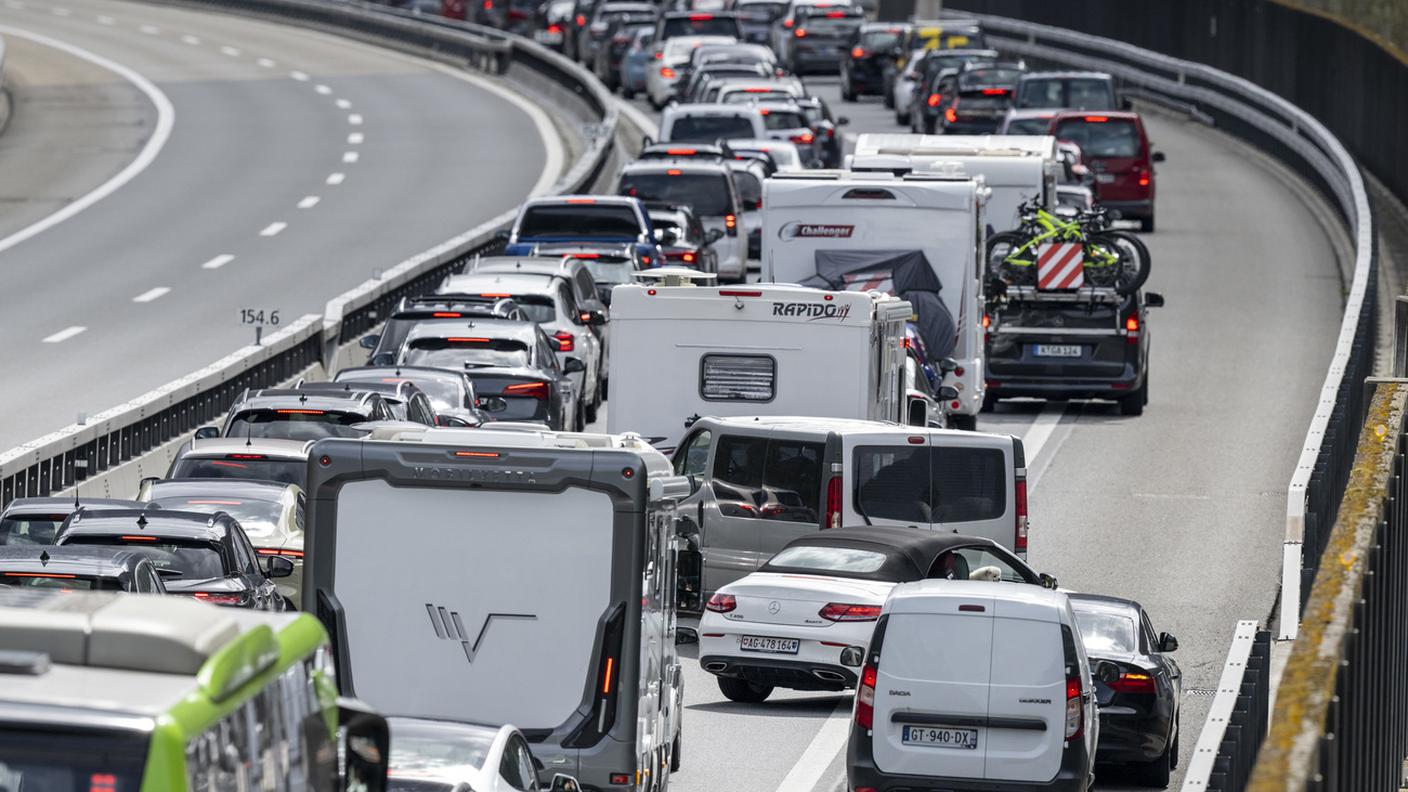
[0, 0, 619, 508]
[1181, 623, 1272, 792]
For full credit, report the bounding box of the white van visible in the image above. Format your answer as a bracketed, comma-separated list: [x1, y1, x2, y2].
[607, 272, 912, 452]
[847, 581, 1104, 792]
[761, 171, 988, 428]
[670, 416, 1029, 606]
[849, 133, 1060, 233]
[303, 427, 690, 792]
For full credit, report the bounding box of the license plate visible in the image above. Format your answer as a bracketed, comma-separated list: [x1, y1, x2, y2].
[1096, 173, 1116, 183]
[739, 635, 800, 654]
[535, 30, 563, 43]
[901, 725, 979, 749]
[1033, 344, 1082, 357]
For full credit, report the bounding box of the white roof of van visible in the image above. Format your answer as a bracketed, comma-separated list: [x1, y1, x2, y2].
[702, 416, 1012, 440]
[853, 133, 1056, 159]
[184, 437, 315, 458]
[361, 426, 676, 473]
[886, 580, 1069, 621]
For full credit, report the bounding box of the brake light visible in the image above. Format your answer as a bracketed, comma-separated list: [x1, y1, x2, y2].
[982, 312, 991, 330]
[825, 10, 846, 17]
[718, 289, 759, 297]
[575, 13, 585, 25]
[682, 252, 696, 263]
[851, 46, 865, 58]
[927, 93, 942, 107]
[666, 148, 697, 155]
[446, 337, 492, 343]
[945, 106, 957, 123]
[1126, 314, 1140, 333]
[1014, 475, 1028, 555]
[667, 168, 683, 176]
[824, 475, 842, 528]
[705, 592, 736, 613]
[4, 572, 77, 578]
[1136, 166, 1151, 187]
[782, 18, 793, 27]
[570, 253, 600, 259]
[790, 131, 815, 145]
[724, 214, 737, 235]
[794, 27, 807, 37]
[547, 22, 562, 33]
[553, 330, 576, 352]
[688, 13, 713, 20]
[653, 50, 663, 59]
[1084, 115, 1110, 123]
[227, 454, 266, 460]
[819, 603, 881, 622]
[454, 451, 500, 458]
[431, 312, 462, 318]
[565, 198, 596, 205]
[256, 548, 305, 558]
[660, 66, 676, 78]
[193, 592, 246, 605]
[1065, 675, 1084, 739]
[479, 292, 512, 298]
[1110, 672, 1157, 694]
[856, 663, 877, 729]
[275, 409, 325, 415]
[744, 87, 773, 93]
[981, 88, 1009, 96]
[504, 381, 550, 399]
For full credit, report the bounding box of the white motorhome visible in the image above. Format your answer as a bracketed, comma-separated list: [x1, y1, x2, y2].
[303, 427, 690, 792]
[848, 133, 1060, 233]
[607, 270, 912, 451]
[761, 171, 988, 428]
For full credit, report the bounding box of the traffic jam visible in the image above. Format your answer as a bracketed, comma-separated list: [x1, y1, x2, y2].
[0, 4, 1179, 792]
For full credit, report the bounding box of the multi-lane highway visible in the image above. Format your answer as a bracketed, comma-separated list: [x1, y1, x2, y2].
[0, 0, 558, 448]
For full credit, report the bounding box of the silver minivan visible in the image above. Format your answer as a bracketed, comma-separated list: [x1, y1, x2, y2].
[847, 581, 1108, 792]
[671, 416, 1028, 612]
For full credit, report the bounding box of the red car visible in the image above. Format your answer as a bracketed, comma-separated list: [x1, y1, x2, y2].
[1047, 111, 1165, 232]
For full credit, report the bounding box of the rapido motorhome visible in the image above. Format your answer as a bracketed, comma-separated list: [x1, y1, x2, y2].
[303, 426, 690, 792]
[761, 170, 989, 429]
[607, 270, 915, 452]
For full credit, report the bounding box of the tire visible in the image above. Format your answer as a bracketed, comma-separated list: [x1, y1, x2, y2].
[1091, 231, 1151, 295]
[584, 384, 600, 424]
[948, 413, 977, 431]
[622, 86, 636, 100]
[882, 82, 895, 108]
[922, 117, 936, 134]
[1134, 740, 1173, 787]
[1140, 213, 1156, 233]
[670, 730, 682, 772]
[717, 676, 773, 703]
[895, 108, 909, 126]
[575, 398, 588, 432]
[981, 392, 997, 413]
[1119, 382, 1146, 416]
[985, 230, 1032, 283]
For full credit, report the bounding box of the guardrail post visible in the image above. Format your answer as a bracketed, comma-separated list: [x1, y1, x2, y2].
[1393, 295, 1408, 377]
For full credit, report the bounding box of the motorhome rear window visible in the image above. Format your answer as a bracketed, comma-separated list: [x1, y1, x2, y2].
[853, 446, 1006, 523]
[1017, 78, 1115, 110]
[700, 354, 775, 401]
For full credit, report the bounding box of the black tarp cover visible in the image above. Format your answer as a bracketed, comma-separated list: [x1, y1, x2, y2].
[801, 249, 958, 360]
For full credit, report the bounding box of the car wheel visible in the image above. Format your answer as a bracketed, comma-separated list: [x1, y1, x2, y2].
[575, 398, 587, 432]
[883, 87, 894, 108]
[840, 76, 855, 102]
[1140, 213, 1156, 233]
[981, 393, 997, 413]
[922, 117, 936, 134]
[1120, 382, 1146, 416]
[718, 676, 773, 703]
[670, 729, 682, 772]
[947, 413, 977, 431]
[622, 86, 636, 99]
[895, 109, 909, 126]
[1134, 738, 1174, 787]
[585, 381, 601, 424]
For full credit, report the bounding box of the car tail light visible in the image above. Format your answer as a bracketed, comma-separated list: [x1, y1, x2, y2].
[682, 252, 696, 263]
[609, 774, 631, 786]
[553, 330, 576, 352]
[193, 592, 247, 606]
[724, 214, 737, 236]
[547, 22, 562, 33]
[660, 66, 676, 78]
[782, 18, 793, 27]
[1015, 474, 1028, 556]
[981, 88, 1009, 96]
[653, 50, 664, 59]
[954, 366, 965, 377]
[1084, 115, 1109, 123]
[575, 13, 585, 25]
[688, 13, 714, 20]
[1125, 313, 1140, 345]
[1110, 672, 1157, 694]
[1065, 675, 1084, 739]
[819, 603, 881, 622]
[667, 168, 683, 176]
[1136, 166, 1151, 187]
[945, 105, 957, 123]
[851, 46, 865, 59]
[256, 548, 305, 559]
[276, 408, 325, 415]
[705, 592, 736, 613]
[504, 381, 550, 400]
[825, 10, 846, 17]
[794, 27, 807, 37]
[824, 475, 842, 528]
[667, 148, 697, 155]
[856, 663, 877, 729]
[790, 131, 815, 145]
[927, 93, 942, 107]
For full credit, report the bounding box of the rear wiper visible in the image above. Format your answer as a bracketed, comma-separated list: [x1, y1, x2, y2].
[854, 498, 873, 526]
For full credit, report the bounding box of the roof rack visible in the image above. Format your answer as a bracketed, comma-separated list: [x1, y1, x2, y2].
[634, 267, 719, 287]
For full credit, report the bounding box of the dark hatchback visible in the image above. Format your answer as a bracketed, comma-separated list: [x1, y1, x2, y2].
[840, 22, 905, 100]
[56, 509, 291, 610]
[1069, 593, 1182, 787]
[984, 289, 1164, 416]
[938, 63, 1024, 135]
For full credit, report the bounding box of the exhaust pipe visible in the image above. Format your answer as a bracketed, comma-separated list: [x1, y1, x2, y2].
[813, 670, 846, 682]
[704, 661, 728, 673]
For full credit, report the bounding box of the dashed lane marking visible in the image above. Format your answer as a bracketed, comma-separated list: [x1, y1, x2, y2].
[43, 326, 86, 343]
[132, 287, 170, 303]
[201, 254, 235, 270]
[259, 222, 287, 237]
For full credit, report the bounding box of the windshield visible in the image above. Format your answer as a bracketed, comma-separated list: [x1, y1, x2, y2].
[1018, 78, 1115, 110]
[152, 496, 283, 542]
[661, 15, 739, 39]
[761, 110, 808, 130]
[227, 409, 365, 441]
[0, 514, 66, 545]
[403, 338, 532, 369]
[1004, 116, 1053, 135]
[1053, 118, 1141, 158]
[667, 114, 756, 142]
[70, 537, 226, 580]
[1073, 608, 1138, 654]
[853, 445, 1007, 524]
[517, 204, 641, 239]
[170, 456, 307, 488]
[389, 722, 495, 776]
[0, 729, 147, 792]
[621, 173, 732, 216]
[765, 545, 889, 574]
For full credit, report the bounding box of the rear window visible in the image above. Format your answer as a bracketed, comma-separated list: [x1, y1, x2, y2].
[152, 496, 283, 543]
[403, 338, 532, 370]
[722, 91, 789, 105]
[859, 28, 902, 50]
[0, 515, 65, 546]
[853, 445, 1007, 523]
[763, 545, 890, 574]
[733, 170, 762, 206]
[959, 68, 1022, 90]
[1073, 608, 1138, 654]
[701, 354, 774, 401]
[761, 110, 808, 130]
[0, 729, 147, 792]
[227, 409, 365, 440]
[517, 204, 641, 239]
[1017, 78, 1115, 110]
[68, 537, 226, 580]
[667, 114, 757, 142]
[1053, 117, 1141, 158]
[621, 172, 733, 216]
[1003, 116, 1053, 135]
[584, 259, 637, 285]
[711, 435, 824, 523]
[661, 15, 739, 39]
[171, 456, 306, 487]
[652, 217, 702, 247]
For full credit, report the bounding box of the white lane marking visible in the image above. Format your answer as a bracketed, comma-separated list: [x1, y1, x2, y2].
[201, 254, 235, 270]
[326, 172, 346, 185]
[315, 84, 332, 95]
[341, 151, 359, 164]
[257, 57, 276, 68]
[132, 286, 170, 303]
[138, 24, 159, 34]
[0, 25, 176, 257]
[774, 698, 853, 792]
[43, 326, 86, 344]
[181, 34, 200, 45]
[347, 113, 363, 125]
[335, 98, 351, 109]
[1020, 402, 1065, 463]
[259, 222, 287, 237]
[297, 195, 320, 209]
[96, 14, 115, 24]
[347, 132, 364, 145]
[290, 70, 309, 81]
[220, 45, 241, 57]
[49, 7, 70, 16]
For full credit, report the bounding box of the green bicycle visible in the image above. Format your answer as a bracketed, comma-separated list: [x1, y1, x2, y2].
[986, 201, 1151, 294]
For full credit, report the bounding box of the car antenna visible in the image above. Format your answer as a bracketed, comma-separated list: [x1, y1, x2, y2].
[135, 514, 148, 530]
[39, 550, 50, 567]
[245, 417, 254, 448]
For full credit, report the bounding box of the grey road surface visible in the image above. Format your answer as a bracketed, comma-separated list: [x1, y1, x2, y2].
[0, 0, 552, 448]
[611, 75, 1344, 792]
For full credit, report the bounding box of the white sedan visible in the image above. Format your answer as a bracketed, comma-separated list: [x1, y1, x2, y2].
[387, 717, 580, 792]
[697, 526, 1048, 703]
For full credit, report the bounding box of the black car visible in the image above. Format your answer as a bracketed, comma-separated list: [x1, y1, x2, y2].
[984, 289, 1164, 416]
[0, 545, 168, 593]
[938, 62, 1026, 135]
[792, 95, 849, 168]
[212, 388, 394, 441]
[396, 319, 582, 430]
[334, 365, 490, 427]
[653, 11, 742, 48]
[1069, 593, 1182, 787]
[56, 508, 291, 610]
[593, 16, 655, 90]
[733, 0, 785, 44]
[360, 294, 528, 367]
[776, 5, 863, 75]
[297, 379, 442, 427]
[1, 497, 144, 546]
[839, 22, 905, 101]
[906, 48, 1000, 133]
[577, 1, 655, 67]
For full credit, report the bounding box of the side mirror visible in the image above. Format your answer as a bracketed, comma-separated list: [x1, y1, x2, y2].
[1151, 151, 1167, 163]
[584, 309, 608, 327]
[193, 426, 220, 441]
[1039, 572, 1058, 590]
[563, 357, 586, 374]
[1145, 292, 1165, 308]
[478, 396, 509, 414]
[705, 228, 725, 244]
[837, 116, 851, 126]
[937, 385, 959, 402]
[138, 476, 161, 494]
[1094, 660, 1121, 685]
[358, 334, 381, 350]
[675, 626, 699, 645]
[1121, 97, 1133, 110]
[907, 398, 928, 426]
[550, 774, 582, 792]
[337, 697, 390, 792]
[437, 414, 473, 428]
[938, 357, 959, 374]
[262, 555, 295, 579]
[1158, 632, 1179, 653]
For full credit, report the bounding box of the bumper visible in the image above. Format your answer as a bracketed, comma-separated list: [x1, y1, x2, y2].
[944, 119, 1003, 135]
[844, 63, 886, 93]
[1095, 709, 1171, 764]
[700, 653, 858, 691]
[791, 50, 844, 72]
[1099, 199, 1153, 221]
[986, 370, 1143, 401]
[848, 726, 1091, 792]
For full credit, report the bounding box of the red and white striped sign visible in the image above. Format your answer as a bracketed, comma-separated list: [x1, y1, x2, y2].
[1036, 243, 1085, 290]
